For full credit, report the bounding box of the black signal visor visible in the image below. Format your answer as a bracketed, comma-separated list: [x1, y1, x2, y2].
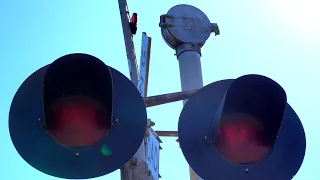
[211, 75, 287, 164]
[43, 53, 113, 148]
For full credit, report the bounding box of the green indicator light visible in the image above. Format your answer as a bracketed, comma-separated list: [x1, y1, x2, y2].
[101, 145, 112, 156]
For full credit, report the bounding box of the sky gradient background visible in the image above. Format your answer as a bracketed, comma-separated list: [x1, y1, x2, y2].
[1, 0, 319, 179]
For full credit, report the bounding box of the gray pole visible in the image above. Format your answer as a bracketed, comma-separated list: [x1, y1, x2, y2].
[118, 1, 151, 180]
[118, 0, 139, 87]
[180, 48, 203, 180]
[159, 4, 219, 180]
[176, 45, 203, 105]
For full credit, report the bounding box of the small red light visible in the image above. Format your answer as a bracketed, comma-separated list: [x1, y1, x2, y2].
[213, 113, 270, 164]
[46, 95, 111, 147]
[131, 13, 138, 24]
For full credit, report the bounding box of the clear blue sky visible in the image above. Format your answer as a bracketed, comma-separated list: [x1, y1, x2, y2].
[1, 0, 319, 179]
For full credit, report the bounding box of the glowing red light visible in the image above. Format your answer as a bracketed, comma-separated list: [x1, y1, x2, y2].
[46, 95, 111, 147]
[213, 113, 270, 164]
[131, 13, 138, 24]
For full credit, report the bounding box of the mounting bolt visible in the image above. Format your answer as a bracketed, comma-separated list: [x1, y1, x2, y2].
[128, 159, 138, 167]
[147, 119, 155, 127]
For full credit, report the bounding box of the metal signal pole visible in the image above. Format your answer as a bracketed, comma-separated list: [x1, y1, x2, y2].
[159, 4, 220, 180]
[118, 1, 160, 180]
[118, 0, 139, 87]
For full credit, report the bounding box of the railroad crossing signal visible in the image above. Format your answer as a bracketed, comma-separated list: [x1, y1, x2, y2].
[178, 74, 306, 180]
[9, 53, 147, 179]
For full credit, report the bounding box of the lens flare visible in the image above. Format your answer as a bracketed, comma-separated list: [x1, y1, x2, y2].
[101, 145, 112, 156]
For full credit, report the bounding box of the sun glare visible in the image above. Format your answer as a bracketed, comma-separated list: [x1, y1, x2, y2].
[268, 0, 320, 35]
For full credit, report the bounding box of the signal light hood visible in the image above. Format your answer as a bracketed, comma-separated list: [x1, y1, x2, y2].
[9, 53, 147, 179]
[178, 74, 306, 180]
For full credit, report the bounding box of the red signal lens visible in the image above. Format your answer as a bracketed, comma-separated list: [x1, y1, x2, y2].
[131, 13, 138, 24]
[213, 113, 270, 164]
[46, 94, 111, 148]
